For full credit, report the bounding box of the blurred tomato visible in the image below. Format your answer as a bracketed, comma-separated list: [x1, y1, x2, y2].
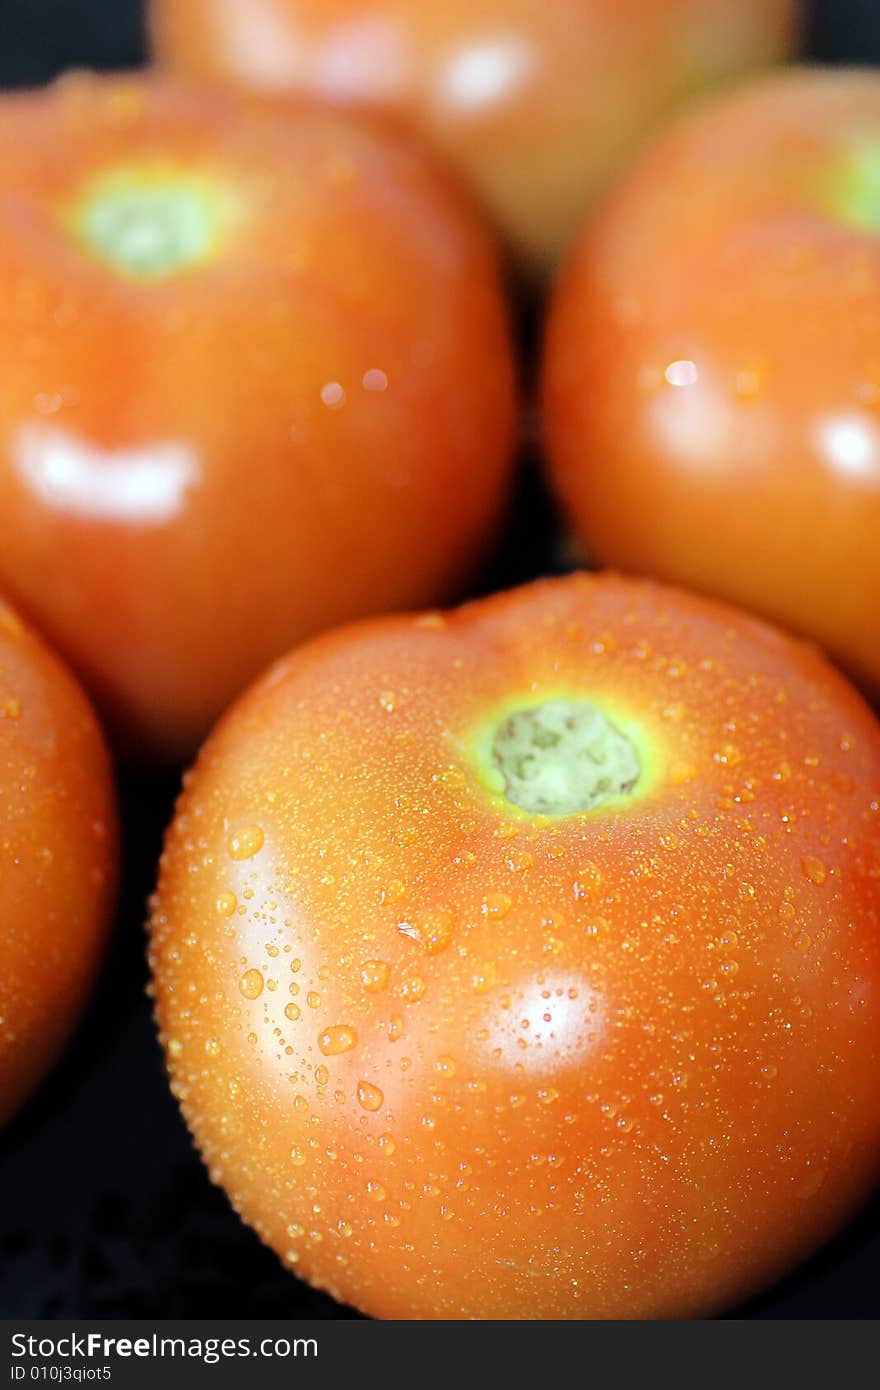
[544, 70, 880, 697]
[0, 73, 516, 760]
[150, 0, 798, 274]
[150, 573, 880, 1319]
[0, 598, 117, 1128]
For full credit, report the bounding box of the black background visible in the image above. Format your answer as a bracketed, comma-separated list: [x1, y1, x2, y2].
[0, 0, 879, 1320]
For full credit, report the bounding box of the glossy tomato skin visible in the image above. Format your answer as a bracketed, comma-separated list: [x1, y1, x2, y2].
[544, 70, 880, 699]
[0, 598, 117, 1128]
[0, 74, 516, 761]
[150, 0, 798, 273]
[150, 573, 880, 1320]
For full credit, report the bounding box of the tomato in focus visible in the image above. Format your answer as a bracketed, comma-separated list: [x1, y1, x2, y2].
[544, 69, 880, 698]
[150, 0, 799, 274]
[0, 599, 117, 1129]
[0, 73, 516, 760]
[149, 573, 880, 1319]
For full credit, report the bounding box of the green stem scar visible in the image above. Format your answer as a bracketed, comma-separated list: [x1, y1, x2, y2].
[820, 142, 880, 234]
[65, 164, 238, 279]
[491, 699, 641, 816]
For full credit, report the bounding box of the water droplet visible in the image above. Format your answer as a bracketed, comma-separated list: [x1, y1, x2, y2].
[315, 1065, 329, 1086]
[307, 991, 321, 1009]
[380, 880, 406, 904]
[228, 825, 264, 860]
[285, 1002, 301, 1021]
[572, 863, 602, 900]
[661, 702, 686, 723]
[472, 962, 497, 994]
[714, 744, 742, 768]
[435, 1055, 456, 1077]
[216, 892, 237, 916]
[239, 969, 265, 1000]
[481, 893, 512, 918]
[321, 381, 346, 408]
[398, 909, 455, 954]
[399, 975, 426, 1003]
[506, 849, 534, 874]
[362, 368, 389, 392]
[360, 959, 390, 993]
[318, 1025, 358, 1056]
[357, 1080, 384, 1112]
[290, 1147, 307, 1166]
[378, 1132, 396, 1156]
[801, 856, 827, 886]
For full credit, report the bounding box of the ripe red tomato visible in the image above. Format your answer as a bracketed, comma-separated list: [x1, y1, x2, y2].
[0, 74, 516, 760]
[544, 70, 880, 699]
[150, 0, 798, 274]
[149, 573, 880, 1319]
[0, 598, 117, 1128]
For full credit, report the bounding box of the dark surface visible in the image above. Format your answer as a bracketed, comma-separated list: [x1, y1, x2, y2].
[1, 0, 879, 1320]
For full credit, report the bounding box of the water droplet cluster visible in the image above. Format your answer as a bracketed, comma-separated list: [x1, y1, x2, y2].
[149, 573, 880, 1318]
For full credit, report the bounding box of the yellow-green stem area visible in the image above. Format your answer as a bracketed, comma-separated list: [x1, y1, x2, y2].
[820, 141, 880, 233]
[464, 694, 658, 820]
[64, 163, 237, 280]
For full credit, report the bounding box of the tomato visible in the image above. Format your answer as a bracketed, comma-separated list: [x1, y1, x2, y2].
[150, 0, 798, 274]
[149, 572, 880, 1319]
[544, 70, 880, 700]
[0, 598, 117, 1129]
[0, 73, 516, 761]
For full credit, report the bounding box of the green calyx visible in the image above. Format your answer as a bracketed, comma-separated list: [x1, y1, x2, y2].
[490, 699, 641, 817]
[66, 163, 237, 280]
[821, 141, 880, 234]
